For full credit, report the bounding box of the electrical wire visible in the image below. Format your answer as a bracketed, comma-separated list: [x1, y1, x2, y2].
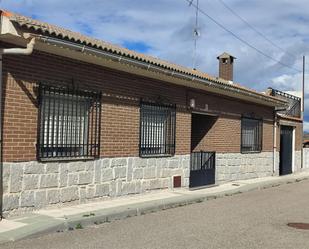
[185, 0, 302, 73]
[217, 0, 298, 60]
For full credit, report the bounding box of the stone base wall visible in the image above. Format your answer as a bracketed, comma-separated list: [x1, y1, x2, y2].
[294, 150, 302, 172]
[2, 155, 190, 217]
[4, 150, 305, 217]
[274, 151, 280, 176]
[303, 148, 309, 170]
[216, 152, 274, 183]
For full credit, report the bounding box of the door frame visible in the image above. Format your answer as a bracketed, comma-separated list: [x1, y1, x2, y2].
[190, 111, 218, 188]
[292, 127, 295, 173]
[279, 125, 295, 175]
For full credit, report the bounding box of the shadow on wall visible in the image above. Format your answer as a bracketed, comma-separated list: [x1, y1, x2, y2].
[191, 113, 218, 152]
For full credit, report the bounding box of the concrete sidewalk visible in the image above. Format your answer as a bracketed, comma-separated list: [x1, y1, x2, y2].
[0, 171, 309, 244]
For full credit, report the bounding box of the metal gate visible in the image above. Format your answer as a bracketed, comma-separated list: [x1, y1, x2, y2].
[279, 126, 293, 175]
[189, 151, 216, 188]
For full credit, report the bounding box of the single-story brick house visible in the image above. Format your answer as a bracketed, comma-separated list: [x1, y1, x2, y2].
[0, 10, 304, 217]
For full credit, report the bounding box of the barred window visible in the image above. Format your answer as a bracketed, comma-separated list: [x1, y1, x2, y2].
[241, 117, 262, 153]
[38, 85, 101, 160]
[140, 101, 176, 157]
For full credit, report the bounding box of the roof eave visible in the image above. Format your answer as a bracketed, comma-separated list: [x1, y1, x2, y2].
[0, 18, 287, 108]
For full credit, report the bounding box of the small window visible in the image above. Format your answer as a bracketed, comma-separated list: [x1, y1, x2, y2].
[241, 117, 262, 153]
[38, 85, 101, 160]
[140, 101, 176, 157]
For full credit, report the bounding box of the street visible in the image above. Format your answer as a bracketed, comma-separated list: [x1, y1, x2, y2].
[2, 180, 309, 249]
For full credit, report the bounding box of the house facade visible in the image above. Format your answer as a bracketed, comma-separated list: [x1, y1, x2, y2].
[267, 89, 303, 175]
[0, 10, 303, 217]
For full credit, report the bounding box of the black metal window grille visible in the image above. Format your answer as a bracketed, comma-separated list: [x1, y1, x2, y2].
[139, 101, 176, 157]
[241, 117, 262, 153]
[38, 85, 101, 160]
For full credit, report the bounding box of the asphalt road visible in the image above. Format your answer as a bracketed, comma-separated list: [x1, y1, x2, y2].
[3, 180, 309, 249]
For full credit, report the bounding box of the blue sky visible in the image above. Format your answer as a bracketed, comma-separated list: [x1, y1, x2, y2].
[1, 0, 309, 129]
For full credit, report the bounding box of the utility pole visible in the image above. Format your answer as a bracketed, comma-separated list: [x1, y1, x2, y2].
[303, 55, 305, 117]
[302, 55, 305, 169]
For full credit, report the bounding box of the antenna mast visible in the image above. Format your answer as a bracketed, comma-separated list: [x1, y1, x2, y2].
[192, 0, 200, 70]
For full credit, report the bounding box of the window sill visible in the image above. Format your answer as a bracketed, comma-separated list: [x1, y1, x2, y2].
[241, 151, 262, 154]
[139, 154, 175, 159]
[38, 156, 96, 163]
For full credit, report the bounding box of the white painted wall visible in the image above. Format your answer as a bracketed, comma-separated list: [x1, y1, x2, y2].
[303, 148, 309, 169]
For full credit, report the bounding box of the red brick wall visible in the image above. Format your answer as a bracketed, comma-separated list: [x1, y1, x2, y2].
[188, 91, 274, 153]
[2, 47, 275, 162]
[191, 115, 274, 153]
[295, 122, 303, 151]
[218, 58, 233, 81]
[3, 79, 37, 161]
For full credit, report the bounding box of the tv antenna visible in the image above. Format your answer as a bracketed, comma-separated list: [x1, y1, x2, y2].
[189, 0, 200, 70]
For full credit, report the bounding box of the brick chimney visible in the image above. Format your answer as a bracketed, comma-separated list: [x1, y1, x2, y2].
[217, 52, 236, 81]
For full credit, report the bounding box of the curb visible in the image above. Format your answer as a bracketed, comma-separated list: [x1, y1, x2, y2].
[1, 174, 308, 243]
[56, 174, 309, 231]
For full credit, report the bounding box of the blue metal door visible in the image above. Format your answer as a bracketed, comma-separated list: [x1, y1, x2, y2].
[279, 126, 293, 175]
[190, 151, 216, 188]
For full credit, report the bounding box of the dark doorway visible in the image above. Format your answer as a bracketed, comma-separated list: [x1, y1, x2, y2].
[191, 113, 217, 151]
[190, 113, 217, 188]
[279, 126, 293, 176]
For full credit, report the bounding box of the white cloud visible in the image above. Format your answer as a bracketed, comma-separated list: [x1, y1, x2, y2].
[271, 73, 303, 92]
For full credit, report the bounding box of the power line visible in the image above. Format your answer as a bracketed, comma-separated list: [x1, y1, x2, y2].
[217, 0, 298, 60]
[185, 0, 302, 73]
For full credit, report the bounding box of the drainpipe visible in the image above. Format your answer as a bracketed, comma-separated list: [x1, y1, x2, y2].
[0, 37, 35, 220]
[0, 38, 35, 55]
[272, 108, 287, 175]
[273, 112, 277, 174]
